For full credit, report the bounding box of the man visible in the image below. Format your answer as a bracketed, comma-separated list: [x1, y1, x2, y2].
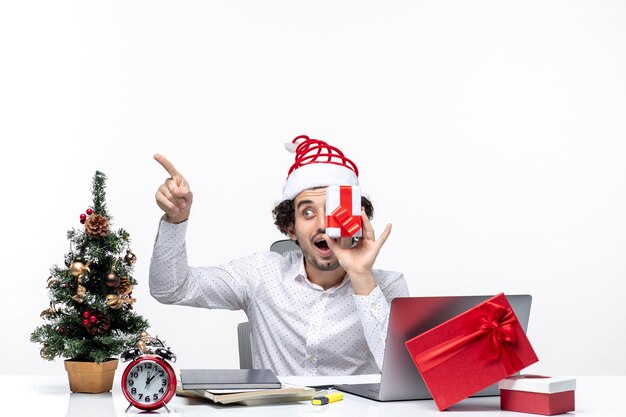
[149, 135, 409, 376]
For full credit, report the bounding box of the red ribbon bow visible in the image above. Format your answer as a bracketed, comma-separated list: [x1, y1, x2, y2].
[413, 301, 524, 375]
[326, 186, 361, 237]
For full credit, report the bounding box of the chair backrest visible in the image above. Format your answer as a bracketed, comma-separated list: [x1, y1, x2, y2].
[237, 321, 253, 369]
[269, 239, 301, 256]
[237, 239, 301, 368]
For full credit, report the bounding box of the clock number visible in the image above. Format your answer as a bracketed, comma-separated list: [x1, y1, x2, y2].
[131, 388, 137, 394]
[128, 379, 134, 386]
[138, 393, 143, 400]
[153, 394, 159, 401]
[162, 379, 167, 386]
[145, 396, 151, 403]
[159, 387, 164, 394]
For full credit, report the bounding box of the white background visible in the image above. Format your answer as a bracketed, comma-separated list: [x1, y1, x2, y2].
[1, 1, 625, 375]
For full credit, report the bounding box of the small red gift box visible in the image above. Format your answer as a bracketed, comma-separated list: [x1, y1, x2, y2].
[404, 293, 539, 411]
[499, 375, 576, 415]
[325, 185, 362, 238]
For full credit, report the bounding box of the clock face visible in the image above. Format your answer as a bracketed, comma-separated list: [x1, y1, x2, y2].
[121, 355, 176, 410]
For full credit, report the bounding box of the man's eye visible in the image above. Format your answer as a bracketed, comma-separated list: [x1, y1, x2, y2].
[303, 209, 314, 217]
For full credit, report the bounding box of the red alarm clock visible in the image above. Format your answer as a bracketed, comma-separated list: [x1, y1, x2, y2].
[120, 333, 177, 412]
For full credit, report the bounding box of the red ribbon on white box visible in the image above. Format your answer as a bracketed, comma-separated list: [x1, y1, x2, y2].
[326, 185, 362, 238]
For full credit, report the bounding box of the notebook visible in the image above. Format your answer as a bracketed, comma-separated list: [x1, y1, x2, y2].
[176, 380, 315, 405]
[180, 368, 282, 390]
[335, 294, 533, 401]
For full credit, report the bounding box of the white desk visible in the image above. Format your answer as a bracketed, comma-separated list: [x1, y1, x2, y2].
[1, 374, 622, 416]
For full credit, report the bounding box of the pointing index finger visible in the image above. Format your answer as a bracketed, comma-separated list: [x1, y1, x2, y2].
[154, 153, 181, 179]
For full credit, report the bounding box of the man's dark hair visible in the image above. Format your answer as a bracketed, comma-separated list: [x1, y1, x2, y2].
[272, 196, 374, 236]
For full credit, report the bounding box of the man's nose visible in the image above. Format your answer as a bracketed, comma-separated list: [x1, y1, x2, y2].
[316, 209, 327, 230]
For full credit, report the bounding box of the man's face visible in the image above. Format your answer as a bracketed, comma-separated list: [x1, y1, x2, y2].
[288, 188, 341, 272]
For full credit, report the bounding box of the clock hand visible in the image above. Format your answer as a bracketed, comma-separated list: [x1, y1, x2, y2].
[146, 373, 157, 385]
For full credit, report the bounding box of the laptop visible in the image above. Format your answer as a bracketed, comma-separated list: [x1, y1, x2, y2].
[335, 294, 533, 401]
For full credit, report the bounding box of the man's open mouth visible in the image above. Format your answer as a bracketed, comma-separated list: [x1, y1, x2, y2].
[314, 238, 329, 250]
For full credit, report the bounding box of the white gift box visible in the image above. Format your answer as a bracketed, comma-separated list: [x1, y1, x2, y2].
[325, 185, 362, 238]
[499, 375, 576, 415]
[499, 375, 576, 393]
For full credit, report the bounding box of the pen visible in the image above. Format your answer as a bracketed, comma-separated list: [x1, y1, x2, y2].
[312, 392, 343, 405]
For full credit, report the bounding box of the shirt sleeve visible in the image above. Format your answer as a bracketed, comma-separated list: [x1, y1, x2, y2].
[148, 219, 260, 311]
[352, 271, 410, 371]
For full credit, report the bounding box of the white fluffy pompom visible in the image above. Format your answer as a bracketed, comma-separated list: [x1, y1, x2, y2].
[284, 142, 298, 153]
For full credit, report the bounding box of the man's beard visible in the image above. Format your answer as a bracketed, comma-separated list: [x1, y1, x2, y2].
[310, 257, 340, 271]
[301, 246, 340, 271]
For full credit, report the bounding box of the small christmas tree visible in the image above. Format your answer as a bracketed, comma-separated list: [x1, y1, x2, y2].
[31, 171, 149, 363]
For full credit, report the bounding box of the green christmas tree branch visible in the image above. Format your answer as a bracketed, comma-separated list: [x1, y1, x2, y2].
[91, 171, 110, 219]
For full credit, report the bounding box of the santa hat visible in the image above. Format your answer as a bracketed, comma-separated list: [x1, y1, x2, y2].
[282, 135, 360, 200]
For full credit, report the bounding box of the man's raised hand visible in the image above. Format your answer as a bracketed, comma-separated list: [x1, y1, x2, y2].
[323, 210, 392, 295]
[154, 154, 193, 224]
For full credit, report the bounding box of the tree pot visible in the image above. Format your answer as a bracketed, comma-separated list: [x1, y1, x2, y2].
[64, 358, 119, 393]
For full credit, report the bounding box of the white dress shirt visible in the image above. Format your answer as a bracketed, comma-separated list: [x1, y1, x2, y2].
[149, 220, 409, 376]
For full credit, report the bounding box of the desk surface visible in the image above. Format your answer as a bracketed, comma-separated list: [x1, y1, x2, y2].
[1, 374, 622, 416]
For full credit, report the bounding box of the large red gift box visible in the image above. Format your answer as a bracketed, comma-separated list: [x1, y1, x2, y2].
[404, 293, 539, 411]
[499, 375, 576, 415]
[325, 185, 362, 238]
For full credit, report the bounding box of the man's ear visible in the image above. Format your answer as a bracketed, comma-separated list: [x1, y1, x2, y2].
[286, 224, 296, 241]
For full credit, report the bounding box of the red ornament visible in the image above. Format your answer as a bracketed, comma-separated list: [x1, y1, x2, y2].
[86, 208, 93, 215]
[58, 326, 65, 334]
[82, 311, 90, 318]
[80, 218, 86, 224]
[89, 315, 97, 323]
[80, 213, 87, 221]
[82, 319, 89, 326]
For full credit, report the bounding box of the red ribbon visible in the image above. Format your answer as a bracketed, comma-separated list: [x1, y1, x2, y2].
[412, 301, 524, 375]
[326, 186, 361, 237]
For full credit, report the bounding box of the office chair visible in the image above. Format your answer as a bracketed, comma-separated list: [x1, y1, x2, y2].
[269, 239, 301, 256]
[238, 239, 301, 369]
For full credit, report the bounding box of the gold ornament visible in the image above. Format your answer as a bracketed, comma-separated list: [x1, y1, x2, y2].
[47, 276, 59, 288]
[69, 260, 92, 278]
[105, 293, 136, 310]
[71, 281, 86, 303]
[124, 249, 137, 266]
[69, 260, 91, 303]
[40, 302, 58, 319]
[136, 340, 146, 352]
[140, 331, 149, 338]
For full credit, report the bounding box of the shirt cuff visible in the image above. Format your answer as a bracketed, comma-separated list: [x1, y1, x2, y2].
[353, 286, 389, 322]
[155, 218, 188, 247]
